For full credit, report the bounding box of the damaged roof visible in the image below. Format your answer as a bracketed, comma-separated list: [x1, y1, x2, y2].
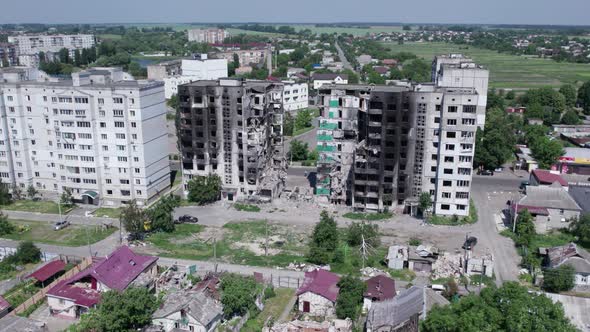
[153, 290, 223, 326]
[544, 243, 590, 274]
[364, 275, 396, 302]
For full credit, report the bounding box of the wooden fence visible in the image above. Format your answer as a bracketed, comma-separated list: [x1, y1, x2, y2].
[10, 256, 93, 315]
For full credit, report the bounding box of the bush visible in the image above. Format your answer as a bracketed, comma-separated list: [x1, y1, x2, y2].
[234, 203, 261, 212]
[0, 212, 15, 236]
[187, 175, 222, 205]
[14, 241, 41, 264]
[543, 264, 575, 293]
[409, 238, 422, 246]
[263, 286, 276, 300]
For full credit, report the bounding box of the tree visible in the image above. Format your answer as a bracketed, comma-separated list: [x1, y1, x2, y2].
[72, 287, 158, 332]
[0, 211, 15, 236]
[58, 48, 70, 64]
[119, 200, 147, 234]
[578, 80, 590, 114]
[569, 213, 590, 244]
[346, 222, 380, 248]
[289, 140, 309, 161]
[294, 109, 313, 131]
[166, 94, 179, 111]
[60, 188, 75, 209]
[74, 49, 82, 67]
[232, 53, 240, 67]
[486, 92, 506, 110]
[14, 241, 41, 264]
[543, 264, 575, 293]
[559, 84, 577, 107]
[523, 87, 566, 124]
[402, 25, 412, 31]
[0, 180, 11, 205]
[307, 210, 338, 264]
[146, 194, 179, 233]
[529, 136, 564, 169]
[26, 185, 39, 201]
[220, 274, 258, 318]
[561, 109, 580, 125]
[515, 209, 536, 247]
[419, 192, 433, 217]
[505, 90, 516, 100]
[421, 282, 577, 332]
[474, 108, 516, 170]
[11, 185, 23, 201]
[401, 58, 430, 82]
[336, 275, 366, 320]
[187, 175, 222, 205]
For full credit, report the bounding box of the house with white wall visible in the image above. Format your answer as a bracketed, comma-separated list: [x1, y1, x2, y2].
[296, 269, 340, 317]
[152, 290, 223, 332]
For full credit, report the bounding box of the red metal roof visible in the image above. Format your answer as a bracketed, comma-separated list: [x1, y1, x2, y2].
[46, 280, 101, 308]
[532, 169, 568, 187]
[28, 260, 65, 283]
[0, 296, 10, 312]
[296, 269, 340, 302]
[364, 275, 396, 301]
[511, 204, 550, 216]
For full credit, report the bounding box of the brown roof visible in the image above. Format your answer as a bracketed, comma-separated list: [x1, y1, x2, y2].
[364, 275, 396, 301]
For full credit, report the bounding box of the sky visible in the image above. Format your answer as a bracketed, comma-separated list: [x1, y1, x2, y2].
[1, 0, 588, 26]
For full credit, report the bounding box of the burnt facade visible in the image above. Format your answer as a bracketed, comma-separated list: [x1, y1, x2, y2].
[177, 79, 286, 201]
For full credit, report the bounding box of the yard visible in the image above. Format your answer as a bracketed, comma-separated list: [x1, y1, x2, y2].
[92, 207, 122, 219]
[242, 288, 295, 331]
[1, 200, 63, 214]
[147, 221, 308, 267]
[2, 219, 116, 247]
[382, 42, 590, 89]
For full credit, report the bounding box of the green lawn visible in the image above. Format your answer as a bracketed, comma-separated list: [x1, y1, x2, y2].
[242, 288, 295, 332]
[3, 280, 40, 308]
[285, 24, 405, 36]
[382, 42, 590, 89]
[233, 203, 261, 212]
[3, 219, 116, 247]
[1, 200, 62, 214]
[148, 221, 306, 267]
[92, 207, 122, 219]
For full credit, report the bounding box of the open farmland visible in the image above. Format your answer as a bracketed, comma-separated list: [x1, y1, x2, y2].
[383, 42, 590, 89]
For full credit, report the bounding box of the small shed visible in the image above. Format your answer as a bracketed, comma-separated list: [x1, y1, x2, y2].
[28, 260, 66, 286]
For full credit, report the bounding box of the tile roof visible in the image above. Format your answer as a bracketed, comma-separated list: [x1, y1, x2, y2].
[364, 275, 396, 302]
[27, 260, 65, 283]
[296, 269, 340, 302]
[532, 169, 568, 187]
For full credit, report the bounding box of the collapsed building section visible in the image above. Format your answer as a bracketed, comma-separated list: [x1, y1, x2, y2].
[315, 55, 488, 216]
[177, 78, 286, 202]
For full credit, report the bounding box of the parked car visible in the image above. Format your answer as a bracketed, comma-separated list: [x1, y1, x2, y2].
[519, 180, 530, 191]
[462, 236, 478, 250]
[54, 220, 70, 231]
[478, 169, 494, 176]
[175, 215, 199, 224]
[126, 232, 145, 242]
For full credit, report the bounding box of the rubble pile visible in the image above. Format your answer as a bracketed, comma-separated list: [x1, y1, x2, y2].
[360, 267, 389, 277]
[431, 253, 463, 280]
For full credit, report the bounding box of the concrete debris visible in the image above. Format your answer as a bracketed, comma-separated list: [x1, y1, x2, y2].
[431, 252, 463, 280]
[283, 262, 331, 272]
[360, 267, 389, 277]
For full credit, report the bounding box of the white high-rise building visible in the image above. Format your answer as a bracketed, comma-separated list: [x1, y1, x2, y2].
[0, 67, 170, 206]
[8, 34, 96, 56]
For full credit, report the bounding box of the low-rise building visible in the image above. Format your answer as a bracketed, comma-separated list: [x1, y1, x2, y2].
[357, 54, 374, 66]
[386, 245, 409, 270]
[282, 81, 309, 112]
[363, 275, 396, 313]
[47, 246, 158, 319]
[505, 106, 526, 116]
[540, 243, 590, 289]
[568, 185, 590, 213]
[296, 269, 340, 317]
[152, 290, 223, 332]
[555, 148, 590, 175]
[311, 73, 348, 89]
[215, 49, 269, 67]
[366, 286, 449, 332]
[529, 169, 569, 190]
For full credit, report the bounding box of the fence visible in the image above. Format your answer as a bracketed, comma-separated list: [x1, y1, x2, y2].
[269, 275, 301, 289]
[10, 256, 93, 315]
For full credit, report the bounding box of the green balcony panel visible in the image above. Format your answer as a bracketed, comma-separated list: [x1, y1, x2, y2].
[319, 122, 338, 130]
[317, 134, 333, 141]
[329, 100, 339, 107]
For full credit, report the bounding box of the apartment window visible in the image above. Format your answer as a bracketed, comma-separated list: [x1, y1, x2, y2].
[462, 119, 476, 126]
[130, 110, 135, 116]
[441, 204, 450, 210]
[458, 168, 472, 175]
[445, 144, 455, 151]
[101, 134, 107, 139]
[116, 133, 126, 139]
[443, 168, 453, 175]
[431, 166, 437, 172]
[80, 156, 94, 162]
[120, 179, 130, 185]
[59, 109, 73, 115]
[107, 190, 113, 195]
[444, 156, 454, 163]
[117, 156, 128, 162]
[100, 122, 106, 128]
[434, 117, 440, 124]
[63, 143, 75, 149]
[132, 134, 137, 140]
[130, 98, 135, 105]
[113, 97, 123, 104]
[99, 110, 106, 117]
[78, 133, 92, 139]
[113, 110, 124, 117]
[117, 145, 125, 151]
[431, 154, 438, 161]
[131, 122, 137, 128]
[105, 179, 112, 184]
[459, 156, 472, 162]
[136, 190, 142, 195]
[463, 105, 476, 113]
[118, 168, 127, 174]
[442, 192, 451, 198]
[58, 97, 72, 103]
[83, 168, 96, 173]
[27, 106, 32, 112]
[461, 143, 473, 151]
[461, 131, 474, 138]
[120, 190, 131, 196]
[457, 205, 467, 210]
[75, 97, 89, 104]
[114, 121, 125, 128]
[133, 157, 139, 162]
[448, 106, 458, 113]
[8, 107, 14, 113]
[135, 179, 141, 184]
[134, 168, 140, 174]
[446, 131, 456, 138]
[77, 121, 91, 128]
[447, 119, 457, 126]
[98, 98, 104, 105]
[102, 146, 108, 151]
[443, 180, 452, 187]
[6, 96, 13, 101]
[456, 192, 469, 199]
[35, 172, 40, 177]
[83, 179, 97, 184]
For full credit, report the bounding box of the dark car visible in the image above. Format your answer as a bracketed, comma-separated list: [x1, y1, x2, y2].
[176, 215, 199, 224]
[126, 232, 145, 242]
[462, 236, 478, 250]
[478, 169, 494, 176]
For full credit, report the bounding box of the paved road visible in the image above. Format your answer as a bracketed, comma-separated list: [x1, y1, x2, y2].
[5, 210, 116, 227]
[284, 128, 317, 154]
[335, 42, 353, 71]
[470, 173, 522, 285]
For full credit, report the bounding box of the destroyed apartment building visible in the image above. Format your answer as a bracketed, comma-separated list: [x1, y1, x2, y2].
[177, 78, 286, 202]
[315, 54, 489, 216]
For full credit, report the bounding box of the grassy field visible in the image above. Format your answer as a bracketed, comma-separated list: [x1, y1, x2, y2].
[382, 42, 590, 89]
[92, 207, 122, 219]
[96, 34, 122, 40]
[3, 220, 116, 246]
[242, 288, 295, 332]
[289, 24, 405, 36]
[342, 211, 394, 221]
[1, 200, 62, 214]
[148, 221, 307, 267]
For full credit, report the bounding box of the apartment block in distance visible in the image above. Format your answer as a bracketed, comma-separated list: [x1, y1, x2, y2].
[177, 78, 286, 202]
[0, 67, 170, 206]
[8, 34, 95, 57]
[187, 28, 229, 44]
[315, 55, 488, 217]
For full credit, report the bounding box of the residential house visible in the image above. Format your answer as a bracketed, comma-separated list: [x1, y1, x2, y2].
[373, 66, 390, 77]
[382, 59, 398, 67]
[357, 54, 374, 66]
[386, 246, 408, 270]
[366, 286, 449, 332]
[505, 107, 526, 117]
[529, 169, 569, 191]
[408, 245, 439, 273]
[312, 73, 348, 89]
[47, 246, 158, 319]
[514, 146, 539, 172]
[554, 148, 590, 175]
[540, 243, 590, 289]
[151, 290, 223, 332]
[512, 186, 582, 234]
[568, 185, 590, 213]
[363, 275, 396, 313]
[296, 269, 340, 317]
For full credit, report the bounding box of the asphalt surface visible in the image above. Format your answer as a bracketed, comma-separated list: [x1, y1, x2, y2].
[335, 42, 354, 71]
